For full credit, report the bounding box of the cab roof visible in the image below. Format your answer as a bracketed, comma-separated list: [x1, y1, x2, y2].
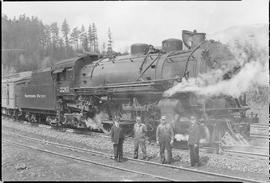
[53, 57, 79, 70]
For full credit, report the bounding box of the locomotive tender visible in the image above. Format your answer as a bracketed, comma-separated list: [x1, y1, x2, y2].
[2, 30, 258, 148]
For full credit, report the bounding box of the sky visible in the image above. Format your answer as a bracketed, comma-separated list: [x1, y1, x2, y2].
[2, 0, 268, 52]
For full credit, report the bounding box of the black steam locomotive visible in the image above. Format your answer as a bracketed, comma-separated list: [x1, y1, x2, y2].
[2, 30, 258, 148]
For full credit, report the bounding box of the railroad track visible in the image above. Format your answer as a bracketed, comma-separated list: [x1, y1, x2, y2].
[222, 148, 269, 158]
[2, 130, 265, 183]
[4, 117, 269, 159]
[200, 146, 268, 159]
[2, 139, 173, 181]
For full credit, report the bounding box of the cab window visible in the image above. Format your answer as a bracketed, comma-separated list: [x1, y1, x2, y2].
[66, 68, 73, 80]
[57, 71, 66, 82]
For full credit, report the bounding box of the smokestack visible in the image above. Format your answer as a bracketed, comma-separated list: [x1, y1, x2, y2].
[182, 30, 206, 49]
[192, 31, 206, 48]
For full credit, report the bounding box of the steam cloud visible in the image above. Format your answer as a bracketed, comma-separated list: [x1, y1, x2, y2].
[84, 111, 110, 134]
[164, 59, 268, 98]
[165, 26, 269, 99]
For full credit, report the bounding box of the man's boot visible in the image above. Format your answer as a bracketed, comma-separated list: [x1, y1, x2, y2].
[161, 158, 166, 164]
[118, 156, 123, 162]
[134, 151, 138, 159]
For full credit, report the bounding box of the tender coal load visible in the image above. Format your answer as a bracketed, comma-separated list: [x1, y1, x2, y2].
[130, 43, 149, 55]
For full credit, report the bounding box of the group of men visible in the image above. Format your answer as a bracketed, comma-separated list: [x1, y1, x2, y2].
[110, 115, 202, 167]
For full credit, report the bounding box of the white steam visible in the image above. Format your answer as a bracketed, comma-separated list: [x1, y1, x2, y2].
[84, 111, 110, 134]
[164, 25, 268, 99]
[164, 60, 268, 98]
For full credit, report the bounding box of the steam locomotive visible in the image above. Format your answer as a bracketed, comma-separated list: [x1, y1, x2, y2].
[2, 30, 258, 148]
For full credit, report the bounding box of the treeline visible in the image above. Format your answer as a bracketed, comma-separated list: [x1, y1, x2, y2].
[2, 14, 117, 75]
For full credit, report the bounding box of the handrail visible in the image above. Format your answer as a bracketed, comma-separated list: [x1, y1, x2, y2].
[136, 52, 161, 81]
[73, 78, 177, 90]
[183, 40, 207, 79]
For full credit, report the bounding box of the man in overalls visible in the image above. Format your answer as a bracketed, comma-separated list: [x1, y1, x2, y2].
[133, 116, 148, 160]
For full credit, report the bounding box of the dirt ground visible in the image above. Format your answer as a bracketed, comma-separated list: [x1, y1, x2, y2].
[2, 118, 268, 182]
[2, 141, 157, 181]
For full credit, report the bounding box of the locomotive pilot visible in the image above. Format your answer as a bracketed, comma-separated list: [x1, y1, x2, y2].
[156, 115, 174, 164]
[188, 115, 202, 167]
[133, 116, 148, 160]
[110, 117, 125, 162]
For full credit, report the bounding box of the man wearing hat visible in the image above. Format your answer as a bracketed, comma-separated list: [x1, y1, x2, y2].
[188, 115, 202, 167]
[156, 115, 174, 164]
[111, 117, 125, 162]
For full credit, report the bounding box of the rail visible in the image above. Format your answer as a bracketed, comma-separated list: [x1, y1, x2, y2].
[3, 139, 175, 181]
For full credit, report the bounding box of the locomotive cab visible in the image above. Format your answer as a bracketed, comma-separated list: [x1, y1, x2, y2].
[53, 54, 99, 98]
[53, 57, 78, 97]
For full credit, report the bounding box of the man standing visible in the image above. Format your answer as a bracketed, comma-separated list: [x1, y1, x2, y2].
[156, 115, 174, 164]
[111, 118, 125, 162]
[188, 115, 201, 167]
[133, 116, 148, 160]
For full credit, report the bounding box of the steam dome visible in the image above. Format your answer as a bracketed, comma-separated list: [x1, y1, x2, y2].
[130, 43, 149, 55]
[162, 38, 183, 52]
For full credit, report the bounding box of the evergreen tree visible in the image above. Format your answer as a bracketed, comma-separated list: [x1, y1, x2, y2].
[92, 23, 99, 53]
[80, 25, 88, 51]
[70, 27, 79, 50]
[107, 27, 113, 57]
[50, 22, 59, 49]
[102, 42, 106, 55]
[1, 14, 104, 74]
[88, 24, 93, 52]
[61, 18, 70, 48]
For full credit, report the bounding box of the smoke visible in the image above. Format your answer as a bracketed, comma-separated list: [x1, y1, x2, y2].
[164, 60, 268, 98]
[84, 111, 110, 134]
[84, 118, 100, 130]
[165, 24, 269, 99]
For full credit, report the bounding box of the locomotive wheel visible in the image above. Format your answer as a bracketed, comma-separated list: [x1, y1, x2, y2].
[77, 122, 86, 129]
[13, 110, 19, 121]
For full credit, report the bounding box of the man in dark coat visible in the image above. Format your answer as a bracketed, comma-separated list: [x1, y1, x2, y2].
[188, 115, 202, 167]
[133, 116, 148, 160]
[156, 115, 174, 164]
[111, 118, 125, 162]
